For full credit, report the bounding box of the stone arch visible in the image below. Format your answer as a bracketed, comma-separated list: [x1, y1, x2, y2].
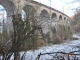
[59, 15, 62, 21]
[22, 5, 37, 24]
[40, 9, 49, 22]
[64, 17, 66, 20]
[0, 0, 17, 51]
[67, 18, 70, 21]
[23, 5, 36, 18]
[40, 9, 49, 19]
[0, 0, 16, 37]
[67, 18, 69, 20]
[66, 18, 68, 21]
[66, 18, 70, 25]
[51, 13, 57, 21]
[0, 0, 16, 16]
[40, 9, 49, 34]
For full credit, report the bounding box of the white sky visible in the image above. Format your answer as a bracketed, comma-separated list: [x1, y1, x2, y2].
[34, 0, 80, 17]
[0, 6, 7, 22]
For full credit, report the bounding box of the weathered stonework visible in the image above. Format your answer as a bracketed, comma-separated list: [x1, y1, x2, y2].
[0, 0, 71, 41]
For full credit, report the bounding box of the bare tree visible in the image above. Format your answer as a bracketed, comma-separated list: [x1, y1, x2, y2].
[2, 1, 45, 60]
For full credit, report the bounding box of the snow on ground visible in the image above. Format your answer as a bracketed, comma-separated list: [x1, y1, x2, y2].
[10, 34, 80, 60]
[72, 34, 80, 39]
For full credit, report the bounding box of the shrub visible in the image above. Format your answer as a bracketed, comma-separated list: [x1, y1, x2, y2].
[74, 23, 80, 33]
[43, 24, 72, 44]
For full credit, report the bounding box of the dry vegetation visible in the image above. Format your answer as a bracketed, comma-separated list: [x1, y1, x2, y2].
[71, 10, 80, 33]
[43, 24, 72, 44]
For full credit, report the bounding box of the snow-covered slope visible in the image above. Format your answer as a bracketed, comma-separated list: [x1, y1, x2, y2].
[10, 34, 80, 60]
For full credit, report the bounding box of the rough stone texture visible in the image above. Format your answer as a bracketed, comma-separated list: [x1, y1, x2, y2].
[0, 0, 71, 37]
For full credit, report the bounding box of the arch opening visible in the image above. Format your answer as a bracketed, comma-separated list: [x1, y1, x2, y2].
[64, 17, 66, 20]
[51, 13, 57, 21]
[0, 0, 16, 15]
[40, 9, 49, 34]
[0, 5, 7, 33]
[0, 5, 10, 47]
[0, 0, 16, 40]
[23, 5, 36, 19]
[40, 9, 49, 20]
[22, 5, 36, 28]
[0, 0, 16, 30]
[21, 10, 26, 21]
[59, 15, 62, 21]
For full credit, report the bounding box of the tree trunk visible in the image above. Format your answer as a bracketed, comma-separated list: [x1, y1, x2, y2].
[14, 52, 20, 60]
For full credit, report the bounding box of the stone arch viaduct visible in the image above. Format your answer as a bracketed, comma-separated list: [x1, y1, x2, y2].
[0, 0, 71, 34]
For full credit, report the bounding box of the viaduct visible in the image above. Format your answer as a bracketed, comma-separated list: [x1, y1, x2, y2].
[0, 0, 71, 34]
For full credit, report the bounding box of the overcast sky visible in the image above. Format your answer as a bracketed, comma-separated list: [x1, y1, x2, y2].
[34, 0, 80, 17]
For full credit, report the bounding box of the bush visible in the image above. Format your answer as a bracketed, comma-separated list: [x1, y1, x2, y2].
[58, 25, 72, 40]
[74, 23, 80, 33]
[43, 24, 72, 44]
